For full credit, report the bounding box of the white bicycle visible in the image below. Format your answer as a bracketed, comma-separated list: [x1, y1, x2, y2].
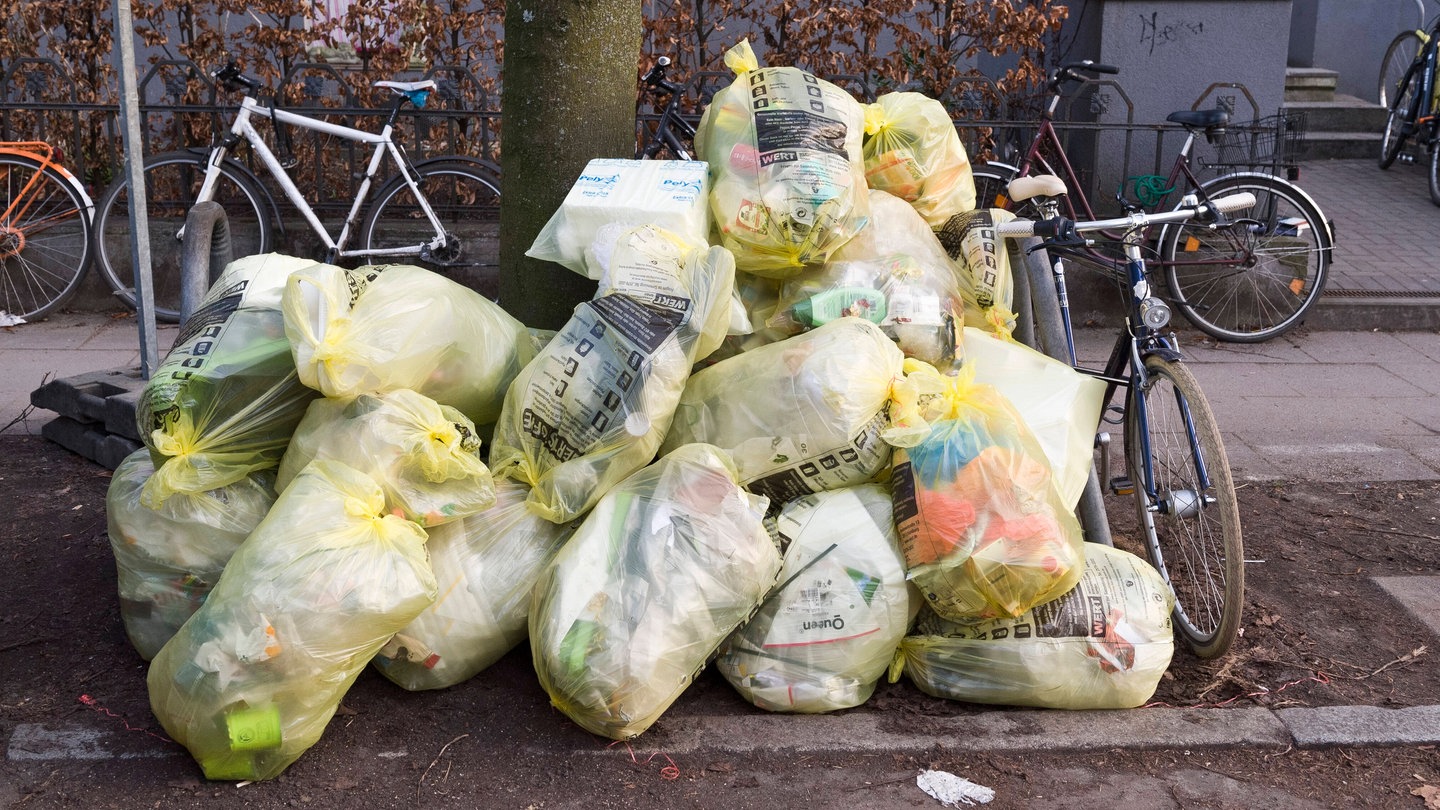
[93, 62, 500, 322]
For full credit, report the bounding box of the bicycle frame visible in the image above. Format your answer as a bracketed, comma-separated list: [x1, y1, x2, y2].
[1000, 109, 1211, 246]
[194, 96, 447, 262]
[1093, 227, 1215, 507]
[0, 142, 94, 231]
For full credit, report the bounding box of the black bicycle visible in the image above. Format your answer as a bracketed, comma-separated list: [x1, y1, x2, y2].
[1379, 11, 1440, 206]
[636, 56, 699, 160]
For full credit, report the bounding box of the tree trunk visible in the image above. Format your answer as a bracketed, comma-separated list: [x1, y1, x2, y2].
[499, 0, 642, 329]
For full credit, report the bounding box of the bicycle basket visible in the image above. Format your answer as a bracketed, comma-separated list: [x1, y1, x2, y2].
[1210, 110, 1307, 169]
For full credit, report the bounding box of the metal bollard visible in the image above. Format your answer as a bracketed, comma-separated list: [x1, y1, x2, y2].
[1018, 235, 1115, 548]
[178, 201, 234, 327]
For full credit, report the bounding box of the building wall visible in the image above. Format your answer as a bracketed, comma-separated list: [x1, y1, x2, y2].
[1296, 0, 1424, 101]
[1076, 0, 1292, 206]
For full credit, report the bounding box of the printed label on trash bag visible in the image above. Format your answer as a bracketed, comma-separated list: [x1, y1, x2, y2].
[741, 411, 889, 503]
[762, 552, 884, 647]
[936, 210, 1002, 308]
[517, 295, 686, 462]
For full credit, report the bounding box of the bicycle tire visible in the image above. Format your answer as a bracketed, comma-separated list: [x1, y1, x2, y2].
[1430, 126, 1440, 206]
[1380, 62, 1421, 169]
[971, 165, 1018, 211]
[1159, 174, 1332, 343]
[360, 160, 501, 300]
[1124, 354, 1243, 659]
[93, 152, 271, 323]
[0, 153, 93, 320]
[1379, 30, 1426, 108]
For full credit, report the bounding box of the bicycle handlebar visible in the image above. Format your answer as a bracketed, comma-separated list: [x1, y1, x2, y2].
[1049, 60, 1121, 92]
[995, 192, 1257, 240]
[212, 62, 262, 94]
[641, 56, 685, 94]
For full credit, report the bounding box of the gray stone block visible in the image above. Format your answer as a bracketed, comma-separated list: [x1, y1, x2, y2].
[1276, 705, 1440, 747]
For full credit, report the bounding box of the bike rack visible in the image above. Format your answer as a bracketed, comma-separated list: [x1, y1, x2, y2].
[178, 201, 233, 327]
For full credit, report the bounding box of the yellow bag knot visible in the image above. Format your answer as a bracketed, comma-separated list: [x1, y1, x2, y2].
[149, 429, 190, 459]
[863, 104, 890, 137]
[723, 39, 759, 75]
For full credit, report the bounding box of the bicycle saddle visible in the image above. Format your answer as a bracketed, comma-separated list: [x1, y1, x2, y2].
[1166, 109, 1229, 129]
[374, 80, 438, 92]
[1007, 174, 1068, 202]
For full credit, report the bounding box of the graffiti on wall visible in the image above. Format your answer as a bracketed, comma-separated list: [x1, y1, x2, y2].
[1139, 11, 1205, 55]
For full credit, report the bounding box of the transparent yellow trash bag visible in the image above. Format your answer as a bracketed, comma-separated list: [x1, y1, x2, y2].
[933, 208, 1020, 340]
[717, 484, 916, 713]
[862, 91, 977, 226]
[490, 227, 735, 523]
[277, 388, 495, 526]
[372, 480, 577, 691]
[137, 254, 322, 505]
[894, 544, 1174, 709]
[106, 448, 276, 660]
[662, 316, 904, 505]
[884, 361, 1085, 623]
[695, 39, 870, 276]
[771, 189, 968, 370]
[146, 460, 436, 782]
[962, 328, 1106, 509]
[529, 443, 781, 740]
[283, 263, 534, 427]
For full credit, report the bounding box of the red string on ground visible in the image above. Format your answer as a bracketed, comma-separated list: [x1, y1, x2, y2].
[78, 694, 177, 745]
[1142, 671, 1333, 709]
[608, 740, 681, 780]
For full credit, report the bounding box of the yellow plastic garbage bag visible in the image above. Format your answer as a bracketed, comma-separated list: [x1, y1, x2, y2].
[717, 484, 915, 713]
[662, 316, 904, 506]
[137, 254, 322, 505]
[695, 39, 870, 276]
[894, 544, 1174, 709]
[106, 448, 276, 660]
[962, 328, 1106, 509]
[146, 460, 437, 782]
[884, 361, 1085, 623]
[283, 262, 533, 427]
[277, 388, 495, 526]
[490, 227, 736, 523]
[529, 443, 781, 740]
[371, 480, 577, 690]
[772, 190, 968, 369]
[862, 92, 977, 226]
[934, 208, 1019, 340]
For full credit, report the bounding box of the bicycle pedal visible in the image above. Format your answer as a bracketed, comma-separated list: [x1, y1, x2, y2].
[1109, 476, 1135, 496]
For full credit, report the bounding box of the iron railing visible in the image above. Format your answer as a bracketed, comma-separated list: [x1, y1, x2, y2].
[3, 57, 1285, 217]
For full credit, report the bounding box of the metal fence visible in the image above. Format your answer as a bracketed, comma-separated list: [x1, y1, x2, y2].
[2, 57, 1280, 214]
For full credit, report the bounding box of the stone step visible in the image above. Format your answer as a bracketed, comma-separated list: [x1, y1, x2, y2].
[1285, 95, 1389, 132]
[1285, 67, 1340, 102]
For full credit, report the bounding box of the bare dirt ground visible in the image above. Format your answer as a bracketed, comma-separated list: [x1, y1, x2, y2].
[1, 434, 1438, 809]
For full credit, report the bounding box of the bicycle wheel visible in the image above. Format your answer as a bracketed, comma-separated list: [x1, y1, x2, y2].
[1160, 174, 1332, 342]
[93, 152, 271, 323]
[360, 160, 501, 300]
[1380, 63, 1421, 169]
[971, 165, 1018, 211]
[1379, 30, 1425, 108]
[0, 153, 92, 320]
[1124, 354, 1243, 659]
[1429, 125, 1440, 206]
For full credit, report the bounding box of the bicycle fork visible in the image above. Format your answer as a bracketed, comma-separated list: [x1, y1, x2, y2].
[1107, 223, 1217, 518]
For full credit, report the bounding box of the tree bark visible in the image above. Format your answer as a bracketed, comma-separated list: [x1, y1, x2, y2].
[499, 0, 642, 330]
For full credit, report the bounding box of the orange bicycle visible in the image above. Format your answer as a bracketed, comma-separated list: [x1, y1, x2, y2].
[0, 141, 94, 320]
